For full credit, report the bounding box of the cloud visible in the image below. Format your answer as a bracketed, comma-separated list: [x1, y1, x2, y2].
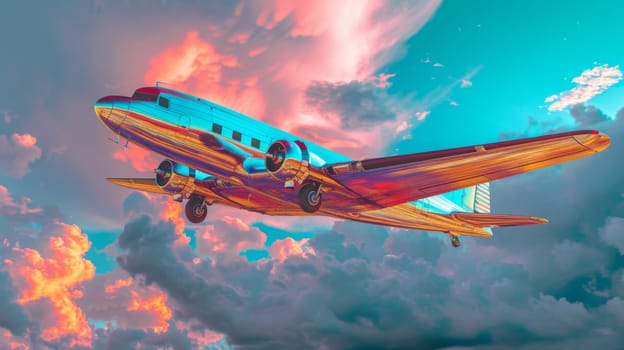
[0, 271, 30, 336]
[142, 1, 442, 157]
[5, 222, 96, 347]
[416, 110, 430, 121]
[0, 185, 43, 216]
[0, 133, 42, 178]
[113, 145, 160, 174]
[195, 216, 267, 260]
[268, 237, 315, 262]
[599, 216, 624, 254]
[569, 103, 610, 127]
[304, 79, 399, 129]
[546, 64, 622, 111]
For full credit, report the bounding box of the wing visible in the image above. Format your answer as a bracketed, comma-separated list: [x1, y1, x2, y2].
[325, 130, 610, 209]
[107, 178, 169, 194]
[107, 177, 236, 207]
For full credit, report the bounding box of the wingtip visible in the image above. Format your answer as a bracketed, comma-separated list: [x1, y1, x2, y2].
[574, 131, 610, 153]
[532, 216, 549, 225]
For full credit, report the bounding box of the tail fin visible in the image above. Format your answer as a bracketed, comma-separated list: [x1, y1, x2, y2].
[463, 182, 491, 213]
[473, 182, 491, 213]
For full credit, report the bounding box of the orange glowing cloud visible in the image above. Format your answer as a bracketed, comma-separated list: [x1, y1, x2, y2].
[160, 198, 190, 246]
[12, 133, 37, 147]
[113, 145, 159, 173]
[269, 237, 316, 262]
[8, 222, 95, 347]
[145, 31, 237, 86]
[127, 290, 172, 333]
[104, 277, 133, 293]
[144, 31, 266, 118]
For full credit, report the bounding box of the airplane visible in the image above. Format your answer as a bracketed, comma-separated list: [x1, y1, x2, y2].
[94, 85, 610, 247]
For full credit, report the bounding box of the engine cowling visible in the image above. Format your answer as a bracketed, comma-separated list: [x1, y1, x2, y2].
[155, 159, 212, 194]
[265, 140, 310, 181]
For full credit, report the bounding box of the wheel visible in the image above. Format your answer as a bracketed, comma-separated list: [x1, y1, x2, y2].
[450, 234, 461, 248]
[185, 197, 208, 223]
[298, 184, 321, 213]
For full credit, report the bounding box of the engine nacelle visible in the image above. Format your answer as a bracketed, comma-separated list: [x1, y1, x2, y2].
[155, 159, 212, 195]
[265, 140, 310, 181]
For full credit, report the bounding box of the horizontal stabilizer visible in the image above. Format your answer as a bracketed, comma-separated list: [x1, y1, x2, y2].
[451, 212, 548, 228]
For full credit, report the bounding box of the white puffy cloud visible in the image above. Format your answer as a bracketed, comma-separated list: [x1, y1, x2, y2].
[546, 64, 622, 111]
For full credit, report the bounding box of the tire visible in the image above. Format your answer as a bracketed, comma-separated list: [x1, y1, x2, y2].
[185, 197, 208, 223]
[298, 184, 321, 213]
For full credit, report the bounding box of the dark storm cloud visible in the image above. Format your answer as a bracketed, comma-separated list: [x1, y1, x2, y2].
[93, 327, 193, 350]
[122, 192, 158, 218]
[569, 104, 610, 127]
[305, 80, 397, 129]
[0, 271, 30, 336]
[114, 195, 624, 350]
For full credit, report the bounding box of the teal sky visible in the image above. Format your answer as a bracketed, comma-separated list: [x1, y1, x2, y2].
[388, 0, 623, 151]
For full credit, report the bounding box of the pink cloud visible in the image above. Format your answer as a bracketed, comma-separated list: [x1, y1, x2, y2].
[0, 185, 43, 216]
[227, 31, 252, 44]
[143, 1, 442, 157]
[0, 132, 42, 178]
[546, 64, 622, 111]
[112, 145, 160, 173]
[269, 237, 315, 262]
[416, 110, 430, 121]
[248, 46, 268, 57]
[196, 216, 267, 260]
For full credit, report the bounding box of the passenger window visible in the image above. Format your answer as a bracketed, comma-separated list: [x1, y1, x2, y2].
[212, 123, 222, 134]
[158, 97, 169, 108]
[251, 138, 260, 149]
[232, 131, 242, 141]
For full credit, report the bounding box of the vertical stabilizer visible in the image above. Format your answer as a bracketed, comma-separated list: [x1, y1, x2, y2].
[474, 182, 491, 213]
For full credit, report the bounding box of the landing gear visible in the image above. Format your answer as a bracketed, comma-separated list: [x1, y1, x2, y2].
[449, 233, 461, 248]
[185, 196, 208, 223]
[298, 183, 322, 213]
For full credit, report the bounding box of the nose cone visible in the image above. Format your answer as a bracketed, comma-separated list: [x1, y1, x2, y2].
[94, 96, 113, 124]
[94, 95, 130, 132]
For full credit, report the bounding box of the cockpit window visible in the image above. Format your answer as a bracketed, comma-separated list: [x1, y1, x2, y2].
[158, 97, 169, 108]
[132, 91, 158, 102]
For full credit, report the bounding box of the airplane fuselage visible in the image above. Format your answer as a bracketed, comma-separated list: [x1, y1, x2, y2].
[94, 86, 610, 244]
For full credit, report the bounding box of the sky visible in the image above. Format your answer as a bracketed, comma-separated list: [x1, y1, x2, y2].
[0, 0, 623, 349]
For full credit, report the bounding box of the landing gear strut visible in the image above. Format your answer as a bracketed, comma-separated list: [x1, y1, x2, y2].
[298, 183, 322, 213]
[185, 196, 208, 223]
[449, 233, 461, 248]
